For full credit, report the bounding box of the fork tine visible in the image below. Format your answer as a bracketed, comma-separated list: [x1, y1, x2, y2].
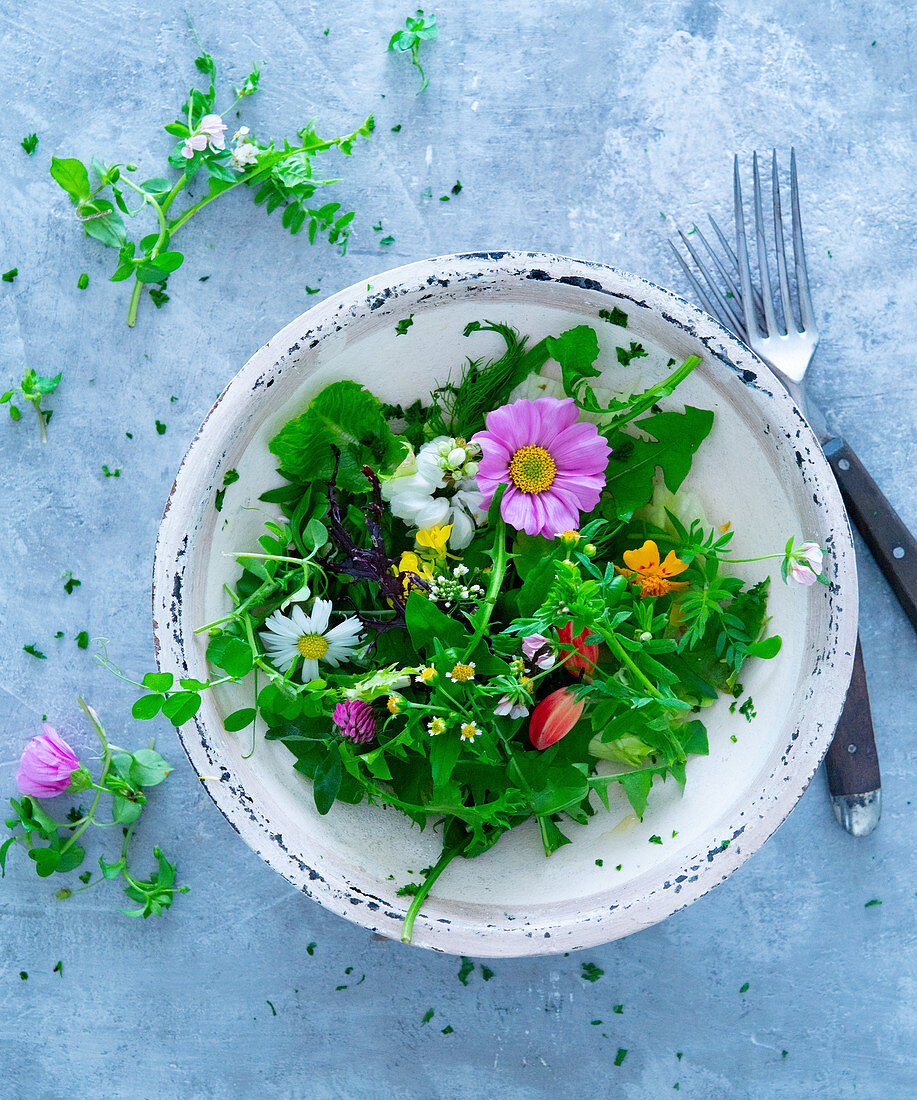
[752, 151, 779, 335]
[691, 223, 745, 313]
[790, 147, 816, 330]
[733, 155, 758, 340]
[770, 149, 796, 332]
[708, 214, 766, 317]
[675, 227, 747, 335]
[668, 240, 733, 332]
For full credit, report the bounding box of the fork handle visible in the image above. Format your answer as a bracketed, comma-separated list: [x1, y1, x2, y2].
[824, 438, 917, 632]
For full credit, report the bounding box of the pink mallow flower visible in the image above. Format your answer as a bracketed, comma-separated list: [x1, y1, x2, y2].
[181, 114, 227, 159]
[522, 633, 555, 670]
[332, 699, 377, 745]
[789, 541, 824, 586]
[16, 724, 90, 798]
[472, 397, 611, 538]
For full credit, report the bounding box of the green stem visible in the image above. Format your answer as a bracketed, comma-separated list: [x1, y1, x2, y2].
[57, 699, 113, 857]
[126, 278, 143, 327]
[34, 399, 48, 444]
[462, 509, 507, 660]
[401, 836, 467, 943]
[596, 624, 662, 699]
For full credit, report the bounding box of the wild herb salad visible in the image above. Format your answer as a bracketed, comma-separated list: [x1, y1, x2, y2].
[129, 314, 826, 941]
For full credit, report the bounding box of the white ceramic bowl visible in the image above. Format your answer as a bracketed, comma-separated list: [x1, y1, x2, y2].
[153, 252, 857, 957]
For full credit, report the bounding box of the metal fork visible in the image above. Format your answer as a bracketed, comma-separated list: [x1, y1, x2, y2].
[668, 150, 917, 837]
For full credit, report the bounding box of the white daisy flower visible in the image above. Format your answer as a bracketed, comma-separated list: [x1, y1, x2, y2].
[260, 598, 362, 681]
[380, 436, 484, 549]
[230, 142, 259, 171]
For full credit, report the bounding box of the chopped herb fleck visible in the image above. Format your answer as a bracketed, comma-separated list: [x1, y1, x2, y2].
[21, 133, 39, 155]
[305, 285, 321, 295]
[306, 942, 316, 955]
[730, 734, 738, 742]
[581, 962, 604, 982]
[19, 972, 27, 981]
[380, 235, 395, 246]
[395, 315, 414, 336]
[422, 1008, 434, 1024]
[676, 1052, 683, 1060]
[649, 835, 662, 844]
[616, 342, 648, 367]
[451, 180, 462, 195]
[63, 572, 81, 594]
[199, 275, 210, 282]
[149, 283, 170, 308]
[441, 1025, 454, 1034]
[77, 273, 90, 290]
[616, 864, 622, 871]
[591, 1019, 602, 1025]
[266, 999, 277, 1016]
[75, 631, 89, 649]
[54, 631, 64, 639]
[481, 966, 494, 981]
[613, 1004, 623, 1014]
[23, 644, 47, 659]
[155, 420, 167, 435]
[53, 961, 63, 976]
[595, 858, 603, 866]
[78, 870, 92, 884]
[599, 307, 628, 327]
[739, 982, 750, 993]
[864, 899, 882, 907]
[102, 465, 121, 477]
[391, 124, 402, 132]
[125, 431, 133, 439]
[2, 268, 18, 283]
[458, 957, 474, 986]
[739, 697, 757, 721]
[782, 1050, 788, 1058]
[614, 1048, 628, 1067]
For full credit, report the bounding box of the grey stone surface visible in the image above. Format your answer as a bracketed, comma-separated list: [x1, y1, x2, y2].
[1, 0, 915, 1096]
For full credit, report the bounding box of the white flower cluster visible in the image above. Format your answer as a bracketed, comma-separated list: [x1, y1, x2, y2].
[381, 436, 484, 548]
[230, 126, 259, 172]
[427, 563, 484, 608]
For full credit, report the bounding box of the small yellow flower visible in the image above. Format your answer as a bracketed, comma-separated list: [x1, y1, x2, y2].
[460, 721, 479, 742]
[615, 540, 690, 599]
[415, 523, 453, 562]
[387, 695, 402, 714]
[558, 529, 582, 546]
[428, 716, 446, 736]
[420, 666, 437, 684]
[520, 677, 534, 696]
[447, 662, 476, 683]
[396, 551, 434, 597]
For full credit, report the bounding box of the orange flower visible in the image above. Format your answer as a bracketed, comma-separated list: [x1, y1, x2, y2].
[616, 539, 689, 598]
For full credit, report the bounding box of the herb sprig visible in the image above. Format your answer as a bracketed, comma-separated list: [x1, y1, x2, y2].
[389, 9, 439, 92]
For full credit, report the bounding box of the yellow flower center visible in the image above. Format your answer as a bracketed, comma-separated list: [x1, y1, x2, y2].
[509, 445, 556, 494]
[297, 633, 328, 659]
[638, 575, 676, 598]
[421, 666, 437, 683]
[450, 663, 475, 682]
[460, 723, 478, 740]
[387, 695, 402, 714]
[429, 717, 445, 735]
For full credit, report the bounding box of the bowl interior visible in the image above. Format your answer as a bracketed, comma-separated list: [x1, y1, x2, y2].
[154, 253, 856, 956]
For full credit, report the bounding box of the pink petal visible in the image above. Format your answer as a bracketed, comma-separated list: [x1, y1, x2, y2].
[550, 423, 611, 474]
[501, 486, 538, 534]
[529, 396, 580, 448]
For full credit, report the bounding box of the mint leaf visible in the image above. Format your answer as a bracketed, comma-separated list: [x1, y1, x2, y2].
[50, 157, 91, 203]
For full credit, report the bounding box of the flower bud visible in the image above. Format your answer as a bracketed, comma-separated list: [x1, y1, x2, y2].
[332, 699, 377, 744]
[529, 688, 585, 750]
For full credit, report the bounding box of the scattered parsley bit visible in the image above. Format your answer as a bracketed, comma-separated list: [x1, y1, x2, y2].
[595, 858, 603, 866]
[649, 835, 662, 844]
[306, 942, 316, 956]
[864, 898, 882, 907]
[62, 571, 81, 594]
[125, 431, 133, 439]
[21, 133, 39, 155]
[599, 306, 628, 327]
[421, 1008, 434, 1024]
[739, 697, 757, 721]
[458, 957, 474, 986]
[323, 27, 330, 36]
[54, 631, 65, 639]
[613, 1004, 623, 1014]
[77, 273, 89, 290]
[380, 235, 395, 247]
[2, 268, 18, 283]
[266, 999, 277, 1016]
[614, 1048, 628, 1067]
[481, 966, 494, 981]
[102, 465, 121, 477]
[730, 734, 738, 742]
[170, 395, 178, 403]
[451, 180, 462, 195]
[214, 468, 240, 512]
[672, 829, 678, 837]
[24, 644, 47, 659]
[616, 342, 648, 367]
[441, 1025, 454, 1035]
[676, 1052, 683, 1061]
[78, 870, 92, 884]
[439, 194, 451, 202]
[75, 631, 89, 649]
[395, 315, 414, 336]
[53, 960, 63, 977]
[591, 1019, 602, 1026]
[739, 982, 750, 993]
[782, 1050, 788, 1058]
[396, 882, 420, 896]
[391, 124, 402, 132]
[19, 972, 27, 981]
[305, 285, 321, 295]
[581, 962, 604, 982]
[335, 984, 347, 991]
[198, 275, 210, 282]
[148, 282, 170, 309]
[155, 420, 167, 435]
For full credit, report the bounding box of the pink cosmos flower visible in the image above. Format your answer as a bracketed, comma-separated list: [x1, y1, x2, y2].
[332, 699, 377, 744]
[789, 541, 824, 586]
[16, 724, 86, 798]
[181, 114, 227, 159]
[472, 397, 611, 537]
[522, 633, 555, 670]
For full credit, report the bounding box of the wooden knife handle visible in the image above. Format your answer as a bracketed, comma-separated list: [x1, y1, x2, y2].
[825, 438, 917, 631]
[824, 637, 880, 797]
